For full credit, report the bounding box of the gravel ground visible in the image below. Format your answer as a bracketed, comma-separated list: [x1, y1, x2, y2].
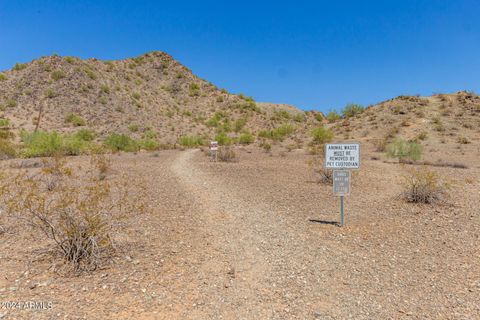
[0, 148, 479, 319]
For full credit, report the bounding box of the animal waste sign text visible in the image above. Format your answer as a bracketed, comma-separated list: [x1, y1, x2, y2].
[325, 143, 360, 169]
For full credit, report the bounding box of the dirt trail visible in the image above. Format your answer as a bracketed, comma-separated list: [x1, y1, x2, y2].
[171, 150, 331, 319]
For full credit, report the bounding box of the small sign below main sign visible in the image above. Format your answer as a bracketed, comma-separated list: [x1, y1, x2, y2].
[333, 170, 351, 196]
[325, 143, 360, 169]
[209, 141, 218, 151]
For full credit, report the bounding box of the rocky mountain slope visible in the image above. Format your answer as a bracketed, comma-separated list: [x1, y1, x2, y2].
[0, 51, 317, 146]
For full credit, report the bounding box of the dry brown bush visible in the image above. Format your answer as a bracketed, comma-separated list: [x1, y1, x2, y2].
[217, 146, 236, 162]
[309, 156, 333, 184]
[0, 156, 147, 272]
[400, 166, 448, 204]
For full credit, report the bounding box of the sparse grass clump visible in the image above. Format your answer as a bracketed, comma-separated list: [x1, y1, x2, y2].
[386, 139, 423, 162]
[66, 113, 86, 126]
[0, 139, 17, 159]
[4, 99, 17, 109]
[179, 135, 204, 148]
[400, 166, 448, 204]
[104, 134, 140, 152]
[51, 70, 66, 81]
[0, 73, 7, 81]
[215, 132, 234, 145]
[0, 119, 10, 127]
[128, 124, 139, 132]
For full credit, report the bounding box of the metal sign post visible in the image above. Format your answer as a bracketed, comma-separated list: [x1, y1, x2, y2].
[325, 143, 360, 227]
[209, 141, 218, 162]
[333, 170, 350, 226]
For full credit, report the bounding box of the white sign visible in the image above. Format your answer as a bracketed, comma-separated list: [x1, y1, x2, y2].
[333, 170, 351, 196]
[209, 141, 218, 151]
[325, 143, 360, 169]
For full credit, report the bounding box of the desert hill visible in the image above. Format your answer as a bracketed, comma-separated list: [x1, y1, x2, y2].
[0, 51, 317, 147]
[329, 92, 480, 166]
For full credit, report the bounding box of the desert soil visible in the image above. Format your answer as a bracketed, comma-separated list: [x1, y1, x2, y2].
[1, 148, 479, 319]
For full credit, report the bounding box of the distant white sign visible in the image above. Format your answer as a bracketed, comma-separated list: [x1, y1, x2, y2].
[333, 170, 351, 196]
[209, 141, 218, 151]
[325, 143, 360, 169]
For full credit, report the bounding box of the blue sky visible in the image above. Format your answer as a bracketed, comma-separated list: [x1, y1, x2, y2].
[1, 0, 479, 111]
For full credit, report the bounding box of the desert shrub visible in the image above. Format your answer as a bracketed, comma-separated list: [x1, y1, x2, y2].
[101, 84, 110, 94]
[189, 83, 200, 97]
[258, 124, 295, 141]
[128, 124, 139, 132]
[4, 99, 17, 109]
[20, 131, 93, 157]
[104, 134, 139, 152]
[84, 68, 97, 80]
[20, 130, 64, 157]
[0, 156, 147, 271]
[215, 132, 234, 145]
[314, 113, 324, 122]
[217, 146, 236, 162]
[132, 92, 141, 100]
[51, 70, 66, 81]
[260, 141, 271, 152]
[90, 153, 111, 180]
[309, 157, 333, 184]
[311, 126, 334, 145]
[293, 113, 306, 122]
[13, 63, 27, 71]
[386, 139, 423, 162]
[0, 73, 7, 81]
[140, 139, 159, 151]
[66, 113, 86, 126]
[45, 89, 57, 98]
[179, 135, 204, 148]
[238, 132, 255, 145]
[74, 129, 96, 142]
[400, 166, 448, 204]
[326, 110, 341, 123]
[342, 104, 364, 118]
[0, 119, 10, 127]
[0, 139, 17, 159]
[64, 56, 76, 64]
[143, 129, 157, 139]
[234, 117, 247, 132]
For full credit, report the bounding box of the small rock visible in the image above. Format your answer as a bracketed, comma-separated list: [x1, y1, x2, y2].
[29, 283, 37, 290]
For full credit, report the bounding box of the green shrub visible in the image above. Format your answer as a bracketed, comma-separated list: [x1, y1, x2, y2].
[293, 113, 306, 122]
[386, 139, 423, 162]
[0, 74, 7, 81]
[74, 129, 96, 142]
[179, 135, 204, 148]
[311, 126, 334, 145]
[101, 84, 110, 94]
[238, 132, 255, 145]
[140, 139, 160, 151]
[189, 83, 200, 97]
[314, 113, 324, 122]
[143, 130, 157, 139]
[20, 131, 64, 157]
[45, 89, 57, 98]
[64, 56, 76, 64]
[66, 113, 86, 126]
[342, 104, 364, 118]
[326, 110, 341, 123]
[234, 117, 247, 132]
[0, 139, 17, 158]
[13, 63, 27, 71]
[84, 68, 97, 80]
[0, 119, 10, 127]
[258, 124, 295, 141]
[51, 70, 66, 81]
[132, 92, 141, 100]
[215, 132, 234, 145]
[104, 134, 140, 152]
[4, 99, 17, 109]
[128, 124, 139, 132]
